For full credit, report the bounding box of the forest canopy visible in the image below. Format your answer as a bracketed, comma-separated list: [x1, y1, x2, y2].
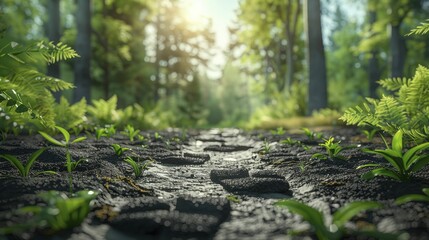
[1, 0, 428, 131]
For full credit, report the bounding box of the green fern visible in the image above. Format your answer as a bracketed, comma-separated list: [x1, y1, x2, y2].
[53, 97, 87, 131]
[341, 65, 429, 143]
[0, 39, 77, 130]
[406, 19, 429, 36]
[378, 77, 411, 91]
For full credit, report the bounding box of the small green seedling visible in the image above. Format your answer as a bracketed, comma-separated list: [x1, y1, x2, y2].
[154, 132, 162, 140]
[281, 137, 301, 146]
[0, 148, 57, 177]
[111, 144, 131, 157]
[17, 190, 98, 232]
[358, 130, 429, 181]
[39, 126, 86, 148]
[121, 124, 140, 142]
[312, 137, 346, 160]
[123, 156, 151, 178]
[259, 139, 272, 155]
[362, 128, 379, 141]
[302, 127, 324, 141]
[226, 195, 241, 203]
[65, 152, 88, 172]
[271, 127, 285, 135]
[395, 188, 429, 204]
[274, 199, 400, 240]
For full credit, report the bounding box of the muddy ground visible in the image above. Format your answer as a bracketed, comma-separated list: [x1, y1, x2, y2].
[0, 127, 429, 239]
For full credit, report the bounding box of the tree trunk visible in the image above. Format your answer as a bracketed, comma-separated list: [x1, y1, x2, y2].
[390, 24, 407, 78]
[47, 0, 61, 101]
[368, 10, 380, 98]
[73, 0, 91, 102]
[102, 0, 110, 99]
[304, 0, 327, 115]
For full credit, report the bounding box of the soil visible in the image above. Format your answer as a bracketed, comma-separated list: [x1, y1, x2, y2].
[1, 127, 429, 240]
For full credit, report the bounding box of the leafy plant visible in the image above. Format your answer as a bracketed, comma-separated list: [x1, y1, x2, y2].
[362, 128, 379, 141]
[0, 148, 56, 177]
[53, 97, 87, 131]
[340, 65, 429, 143]
[123, 156, 151, 178]
[275, 199, 394, 240]
[271, 127, 285, 135]
[302, 127, 323, 141]
[312, 137, 347, 160]
[39, 126, 86, 148]
[111, 144, 130, 157]
[395, 188, 429, 204]
[226, 195, 241, 203]
[95, 125, 116, 140]
[280, 137, 301, 146]
[16, 190, 98, 233]
[259, 139, 272, 154]
[406, 19, 429, 35]
[154, 132, 162, 140]
[357, 130, 429, 181]
[121, 124, 140, 142]
[0, 39, 77, 129]
[65, 152, 87, 172]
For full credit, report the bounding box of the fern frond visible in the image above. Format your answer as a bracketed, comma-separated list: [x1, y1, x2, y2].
[374, 96, 407, 135]
[54, 97, 87, 130]
[339, 98, 379, 128]
[403, 65, 429, 114]
[407, 19, 429, 36]
[378, 77, 411, 91]
[37, 41, 80, 64]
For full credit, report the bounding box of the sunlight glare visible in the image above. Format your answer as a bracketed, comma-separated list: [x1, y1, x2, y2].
[181, 0, 209, 25]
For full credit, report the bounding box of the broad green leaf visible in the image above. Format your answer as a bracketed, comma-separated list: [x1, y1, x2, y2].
[71, 136, 87, 144]
[422, 188, 429, 196]
[55, 126, 70, 144]
[275, 199, 331, 239]
[395, 194, 429, 204]
[410, 156, 429, 173]
[24, 148, 46, 177]
[369, 168, 402, 181]
[403, 142, 429, 168]
[391, 130, 403, 154]
[356, 163, 382, 170]
[6, 99, 16, 106]
[39, 131, 65, 147]
[15, 104, 29, 113]
[333, 201, 382, 228]
[0, 154, 25, 176]
[366, 149, 403, 172]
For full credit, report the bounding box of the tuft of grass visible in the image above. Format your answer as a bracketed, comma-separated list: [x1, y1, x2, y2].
[0, 148, 57, 177]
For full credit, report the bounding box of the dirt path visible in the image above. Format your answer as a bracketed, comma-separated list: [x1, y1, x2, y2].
[1, 128, 429, 239]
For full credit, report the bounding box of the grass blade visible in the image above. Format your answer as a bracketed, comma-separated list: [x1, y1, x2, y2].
[39, 131, 65, 147]
[333, 201, 382, 228]
[23, 148, 46, 177]
[0, 154, 25, 176]
[55, 126, 70, 144]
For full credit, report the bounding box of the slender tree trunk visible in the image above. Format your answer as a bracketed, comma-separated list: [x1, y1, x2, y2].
[102, 0, 110, 99]
[390, 23, 407, 78]
[284, 0, 301, 92]
[73, 0, 91, 102]
[154, 0, 161, 102]
[304, 0, 327, 115]
[368, 10, 380, 98]
[47, 0, 61, 101]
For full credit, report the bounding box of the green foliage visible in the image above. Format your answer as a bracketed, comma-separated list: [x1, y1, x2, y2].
[17, 190, 98, 232]
[341, 65, 429, 143]
[362, 128, 380, 141]
[312, 137, 347, 160]
[120, 124, 140, 142]
[358, 130, 429, 181]
[275, 199, 385, 240]
[395, 188, 429, 204]
[39, 126, 86, 148]
[271, 127, 285, 135]
[95, 125, 116, 140]
[0, 148, 56, 177]
[111, 144, 130, 157]
[65, 151, 87, 172]
[406, 19, 429, 36]
[0, 39, 77, 129]
[123, 156, 151, 178]
[302, 128, 324, 141]
[53, 97, 87, 131]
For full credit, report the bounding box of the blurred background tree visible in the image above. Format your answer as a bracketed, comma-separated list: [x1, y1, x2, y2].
[1, 0, 429, 129]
